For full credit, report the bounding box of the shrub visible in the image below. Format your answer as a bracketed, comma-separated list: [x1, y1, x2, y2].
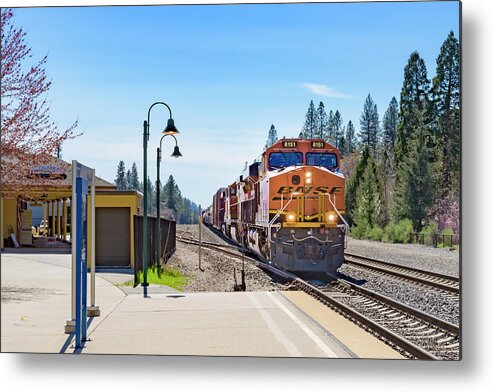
[383, 219, 413, 243]
[419, 222, 438, 246]
[369, 226, 384, 241]
[420, 222, 438, 235]
[442, 227, 454, 235]
[351, 223, 369, 239]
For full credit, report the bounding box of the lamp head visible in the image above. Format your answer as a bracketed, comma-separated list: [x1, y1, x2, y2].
[163, 118, 179, 135]
[171, 145, 183, 158]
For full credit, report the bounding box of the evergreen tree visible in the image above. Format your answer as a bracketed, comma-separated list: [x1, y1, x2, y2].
[129, 162, 140, 191]
[315, 102, 328, 139]
[353, 154, 381, 230]
[433, 31, 460, 198]
[301, 100, 317, 138]
[345, 147, 371, 226]
[345, 120, 356, 153]
[264, 124, 278, 149]
[338, 135, 347, 156]
[382, 97, 399, 151]
[395, 51, 430, 166]
[163, 175, 179, 213]
[115, 161, 127, 190]
[392, 113, 433, 231]
[125, 169, 131, 190]
[333, 110, 343, 149]
[146, 176, 155, 215]
[326, 110, 335, 143]
[358, 94, 380, 152]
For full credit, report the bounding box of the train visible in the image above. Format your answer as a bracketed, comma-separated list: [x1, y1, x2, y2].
[202, 137, 348, 279]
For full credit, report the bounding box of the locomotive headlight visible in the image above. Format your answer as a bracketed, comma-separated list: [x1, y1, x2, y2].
[306, 171, 312, 178]
[306, 177, 312, 184]
[288, 214, 296, 221]
[328, 213, 335, 222]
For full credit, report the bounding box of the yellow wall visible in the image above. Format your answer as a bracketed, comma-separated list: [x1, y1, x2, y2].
[87, 193, 141, 268]
[1, 198, 17, 246]
[2, 192, 141, 269]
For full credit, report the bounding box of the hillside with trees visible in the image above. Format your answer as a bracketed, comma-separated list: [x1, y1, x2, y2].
[114, 161, 201, 224]
[292, 31, 460, 243]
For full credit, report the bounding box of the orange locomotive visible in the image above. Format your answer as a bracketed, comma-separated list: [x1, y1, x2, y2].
[208, 138, 348, 278]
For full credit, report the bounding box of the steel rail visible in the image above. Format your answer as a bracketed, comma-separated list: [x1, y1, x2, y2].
[335, 278, 459, 335]
[177, 236, 440, 359]
[344, 252, 459, 294]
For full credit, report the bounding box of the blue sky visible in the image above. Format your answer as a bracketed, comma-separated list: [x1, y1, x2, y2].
[12, 1, 460, 207]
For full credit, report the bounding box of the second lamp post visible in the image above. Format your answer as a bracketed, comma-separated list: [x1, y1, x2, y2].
[142, 102, 179, 288]
[156, 134, 182, 265]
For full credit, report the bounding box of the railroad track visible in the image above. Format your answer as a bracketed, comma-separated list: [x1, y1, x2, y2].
[177, 234, 460, 360]
[344, 252, 460, 297]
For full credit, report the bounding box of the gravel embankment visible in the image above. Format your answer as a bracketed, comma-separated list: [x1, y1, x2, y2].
[337, 264, 459, 326]
[342, 238, 460, 325]
[346, 237, 460, 277]
[169, 224, 291, 292]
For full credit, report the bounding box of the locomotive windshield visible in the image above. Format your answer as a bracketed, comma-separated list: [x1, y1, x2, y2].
[306, 152, 337, 169]
[269, 152, 303, 170]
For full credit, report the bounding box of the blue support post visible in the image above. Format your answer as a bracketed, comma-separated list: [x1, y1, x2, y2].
[75, 177, 88, 349]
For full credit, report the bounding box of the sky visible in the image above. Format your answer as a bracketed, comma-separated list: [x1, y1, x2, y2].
[11, 1, 460, 207]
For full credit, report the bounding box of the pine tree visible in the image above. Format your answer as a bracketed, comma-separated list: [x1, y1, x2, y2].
[163, 175, 179, 213]
[353, 155, 381, 230]
[129, 162, 140, 191]
[358, 94, 380, 152]
[115, 161, 127, 190]
[315, 102, 328, 139]
[433, 31, 460, 199]
[333, 110, 343, 149]
[326, 110, 335, 143]
[301, 100, 317, 139]
[339, 135, 347, 156]
[264, 124, 278, 149]
[146, 176, 155, 215]
[125, 169, 131, 189]
[383, 97, 399, 151]
[395, 51, 430, 166]
[345, 147, 371, 226]
[392, 113, 433, 231]
[345, 120, 356, 153]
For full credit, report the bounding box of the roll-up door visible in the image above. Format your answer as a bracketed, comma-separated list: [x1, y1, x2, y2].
[95, 207, 130, 267]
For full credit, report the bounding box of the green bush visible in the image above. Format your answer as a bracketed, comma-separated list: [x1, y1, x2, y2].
[420, 222, 438, 235]
[369, 226, 384, 241]
[442, 227, 454, 235]
[351, 223, 369, 239]
[419, 222, 438, 246]
[382, 219, 413, 243]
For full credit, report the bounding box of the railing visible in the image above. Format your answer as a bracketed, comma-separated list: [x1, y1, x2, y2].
[410, 232, 460, 248]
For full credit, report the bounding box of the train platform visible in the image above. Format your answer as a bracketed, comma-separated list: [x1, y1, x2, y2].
[1, 253, 404, 359]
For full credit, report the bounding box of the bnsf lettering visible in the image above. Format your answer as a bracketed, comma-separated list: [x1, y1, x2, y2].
[273, 186, 342, 200]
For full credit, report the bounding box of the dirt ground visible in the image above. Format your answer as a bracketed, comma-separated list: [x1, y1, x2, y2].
[165, 224, 291, 292]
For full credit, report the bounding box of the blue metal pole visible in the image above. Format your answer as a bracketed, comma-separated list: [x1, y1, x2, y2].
[75, 178, 82, 348]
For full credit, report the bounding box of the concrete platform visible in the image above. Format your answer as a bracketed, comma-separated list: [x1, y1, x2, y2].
[77, 291, 354, 358]
[1, 252, 404, 359]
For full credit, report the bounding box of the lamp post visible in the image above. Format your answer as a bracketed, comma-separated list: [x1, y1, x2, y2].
[142, 102, 179, 289]
[156, 134, 182, 266]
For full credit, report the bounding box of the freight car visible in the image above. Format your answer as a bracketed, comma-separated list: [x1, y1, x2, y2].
[206, 138, 349, 279]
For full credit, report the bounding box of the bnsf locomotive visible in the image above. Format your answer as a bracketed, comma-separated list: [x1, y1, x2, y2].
[203, 138, 348, 278]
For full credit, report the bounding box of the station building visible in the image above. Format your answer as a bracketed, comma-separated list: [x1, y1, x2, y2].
[1, 158, 142, 268]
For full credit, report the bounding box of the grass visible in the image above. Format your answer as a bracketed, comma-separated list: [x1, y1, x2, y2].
[118, 265, 188, 291]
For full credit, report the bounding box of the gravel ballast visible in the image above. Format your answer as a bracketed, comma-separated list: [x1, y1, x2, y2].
[167, 224, 291, 292]
[346, 238, 460, 277]
[337, 264, 459, 326]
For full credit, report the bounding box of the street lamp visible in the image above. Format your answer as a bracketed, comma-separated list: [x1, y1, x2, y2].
[156, 134, 182, 266]
[142, 102, 179, 289]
